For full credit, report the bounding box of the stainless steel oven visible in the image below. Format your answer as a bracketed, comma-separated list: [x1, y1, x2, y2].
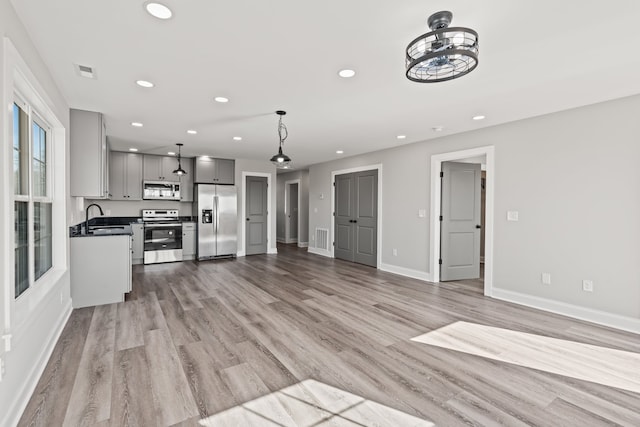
[142, 209, 183, 264]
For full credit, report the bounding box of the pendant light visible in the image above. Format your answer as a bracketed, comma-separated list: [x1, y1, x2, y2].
[406, 11, 479, 83]
[173, 143, 187, 176]
[270, 110, 292, 169]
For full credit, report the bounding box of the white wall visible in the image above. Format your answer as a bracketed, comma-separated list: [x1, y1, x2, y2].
[0, 0, 72, 424]
[276, 170, 309, 244]
[308, 95, 640, 329]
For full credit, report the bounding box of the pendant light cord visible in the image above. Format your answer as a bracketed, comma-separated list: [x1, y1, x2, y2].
[278, 115, 288, 148]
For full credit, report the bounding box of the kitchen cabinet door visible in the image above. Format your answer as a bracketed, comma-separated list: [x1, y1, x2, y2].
[131, 223, 144, 264]
[182, 222, 196, 259]
[70, 109, 110, 198]
[110, 151, 143, 200]
[179, 158, 194, 202]
[194, 157, 235, 184]
[143, 155, 163, 180]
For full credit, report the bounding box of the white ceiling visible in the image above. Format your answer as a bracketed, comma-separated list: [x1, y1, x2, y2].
[11, 1, 640, 170]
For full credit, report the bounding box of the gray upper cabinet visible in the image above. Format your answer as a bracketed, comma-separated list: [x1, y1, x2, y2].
[109, 151, 143, 200]
[179, 158, 194, 202]
[143, 154, 180, 181]
[194, 157, 235, 184]
[70, 109, 110, 198]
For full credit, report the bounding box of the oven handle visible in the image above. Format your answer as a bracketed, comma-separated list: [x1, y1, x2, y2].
[144, 223, 182, 228]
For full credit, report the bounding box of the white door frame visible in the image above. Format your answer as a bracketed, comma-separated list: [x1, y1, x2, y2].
[331, 164, 383, 267]
[430, 146, 494, 296]
[240, 171, 275, 256]
[284, 179, 301, 244]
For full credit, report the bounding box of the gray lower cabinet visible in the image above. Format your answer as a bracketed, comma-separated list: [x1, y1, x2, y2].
[109, 151, 143, 200]
[182, 222, 196, 260]
[131, 223, 144, 264]
[194, 157, 235, 184]
[70, 235, 132, 308]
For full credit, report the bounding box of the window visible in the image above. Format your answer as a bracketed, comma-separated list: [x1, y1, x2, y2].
[13, 98, 53, 298]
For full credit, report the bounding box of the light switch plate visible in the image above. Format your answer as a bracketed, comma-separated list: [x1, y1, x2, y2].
[418, 209, 426, 218]
[542, 273, 551, 285]
[507, 211, 519, 221]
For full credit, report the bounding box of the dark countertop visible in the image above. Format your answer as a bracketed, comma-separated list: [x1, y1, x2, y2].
[69, 216, 196, 237]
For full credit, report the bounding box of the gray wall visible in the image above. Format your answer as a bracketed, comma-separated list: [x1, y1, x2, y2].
[0, 0, 72, 423]
[84, 199, 193, 219]
[276, 170, 309, 244]
[308, 94, 640, 321]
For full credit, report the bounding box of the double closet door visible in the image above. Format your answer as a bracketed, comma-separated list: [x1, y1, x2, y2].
[334, 170, 378, 267]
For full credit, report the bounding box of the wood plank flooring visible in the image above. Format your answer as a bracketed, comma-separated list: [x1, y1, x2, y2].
[18, 244, 640, 426]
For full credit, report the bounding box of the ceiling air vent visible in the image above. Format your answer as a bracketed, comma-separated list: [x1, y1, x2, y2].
[74, 63, 96, 79]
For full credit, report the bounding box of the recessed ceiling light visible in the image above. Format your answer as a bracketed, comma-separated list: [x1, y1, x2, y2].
[136, 80, 154, 88]
[214, 96, 229, 103]
[473, 115, 486, 121]
[336, 150, 344, 154]
[187, 130, 197, 135]
[145, 2, 172, 19]
[167, 151, 176, 155]
[396, 135, 406, 140]
[432, 126, 444, 132]
[233, 136, 242, 141]
[131, 122, 143, 127]
[338, 69, 356, 78]
[129, 148, 139, 152]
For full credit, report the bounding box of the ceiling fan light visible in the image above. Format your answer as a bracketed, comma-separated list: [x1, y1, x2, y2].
[406, 11, 479, 83]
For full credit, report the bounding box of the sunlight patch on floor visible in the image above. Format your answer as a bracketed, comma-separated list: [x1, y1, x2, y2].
[198, 379, 434, 426]
[411, 321, 640, 393]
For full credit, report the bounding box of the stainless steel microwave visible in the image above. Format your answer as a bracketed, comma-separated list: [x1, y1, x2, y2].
[142, 181, 181, 200]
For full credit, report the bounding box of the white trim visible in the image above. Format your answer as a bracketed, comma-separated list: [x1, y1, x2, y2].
[330, 164, 383, 267]
[4, 300, 72, 427]
[430, 146, 495, 296]
[492, 288, 640, 334]
[284, 179, 301, 244]
[241, 171, 274, 255]
[236, 250, 246, 257]
[379, 263, 433, 282]
[308, 247, 332, 258]
[298, 242, 308, 248]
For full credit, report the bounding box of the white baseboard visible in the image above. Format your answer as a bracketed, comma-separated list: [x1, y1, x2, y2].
[276, 237, 286, 244]
[379, 263, 433, 282]
[268, 247, 278, 254]
[5, 300, 72, 427]
[492, 288, 640, 334]
[236, 250, 245, 257]
[308, 247, 332, 258]
[298, 242, 308, 248]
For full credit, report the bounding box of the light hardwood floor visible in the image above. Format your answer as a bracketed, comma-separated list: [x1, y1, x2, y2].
[18, 244, 640, 426]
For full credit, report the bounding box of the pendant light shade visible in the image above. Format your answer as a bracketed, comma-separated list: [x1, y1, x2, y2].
[406, 11, 479, 83]
[270, 110, 292, 169]
[173, 143, 187, 176]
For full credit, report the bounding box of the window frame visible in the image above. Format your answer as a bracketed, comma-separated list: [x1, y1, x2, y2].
[13, 91, 54, 299]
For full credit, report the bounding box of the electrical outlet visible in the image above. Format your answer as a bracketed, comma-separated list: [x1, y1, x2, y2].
[105, 209, 111, 216]
[541, 273, 551, 285]
[582, 280, 594, 292]
[0, 357, 4, 382]
[392, 248, 398, 256]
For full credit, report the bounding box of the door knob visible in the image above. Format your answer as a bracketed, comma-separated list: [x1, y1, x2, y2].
[476, 224, 482, 229]
[246, 218, 250, 221]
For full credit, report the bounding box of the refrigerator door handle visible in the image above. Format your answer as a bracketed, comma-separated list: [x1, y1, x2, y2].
[214, 195, 219, 233]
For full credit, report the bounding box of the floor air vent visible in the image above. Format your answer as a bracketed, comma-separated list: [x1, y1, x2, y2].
[315, 228, 329, 250]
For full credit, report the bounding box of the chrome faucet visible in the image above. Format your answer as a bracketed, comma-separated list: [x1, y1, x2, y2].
[85, 203, 104, 234]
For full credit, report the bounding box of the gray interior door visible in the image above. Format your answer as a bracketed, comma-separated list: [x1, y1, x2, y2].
[245, 176, 268, 255]
[334, 170, 378, 267]
[440, 161, 482, 281]
[289, 183, 298, 240]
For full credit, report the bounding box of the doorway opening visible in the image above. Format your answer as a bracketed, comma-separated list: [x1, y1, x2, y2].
[284, 180, 300, 244]
[430, 146, 494, 296]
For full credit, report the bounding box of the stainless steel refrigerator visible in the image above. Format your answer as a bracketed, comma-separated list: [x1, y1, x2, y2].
[194, 184, 237, 260]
